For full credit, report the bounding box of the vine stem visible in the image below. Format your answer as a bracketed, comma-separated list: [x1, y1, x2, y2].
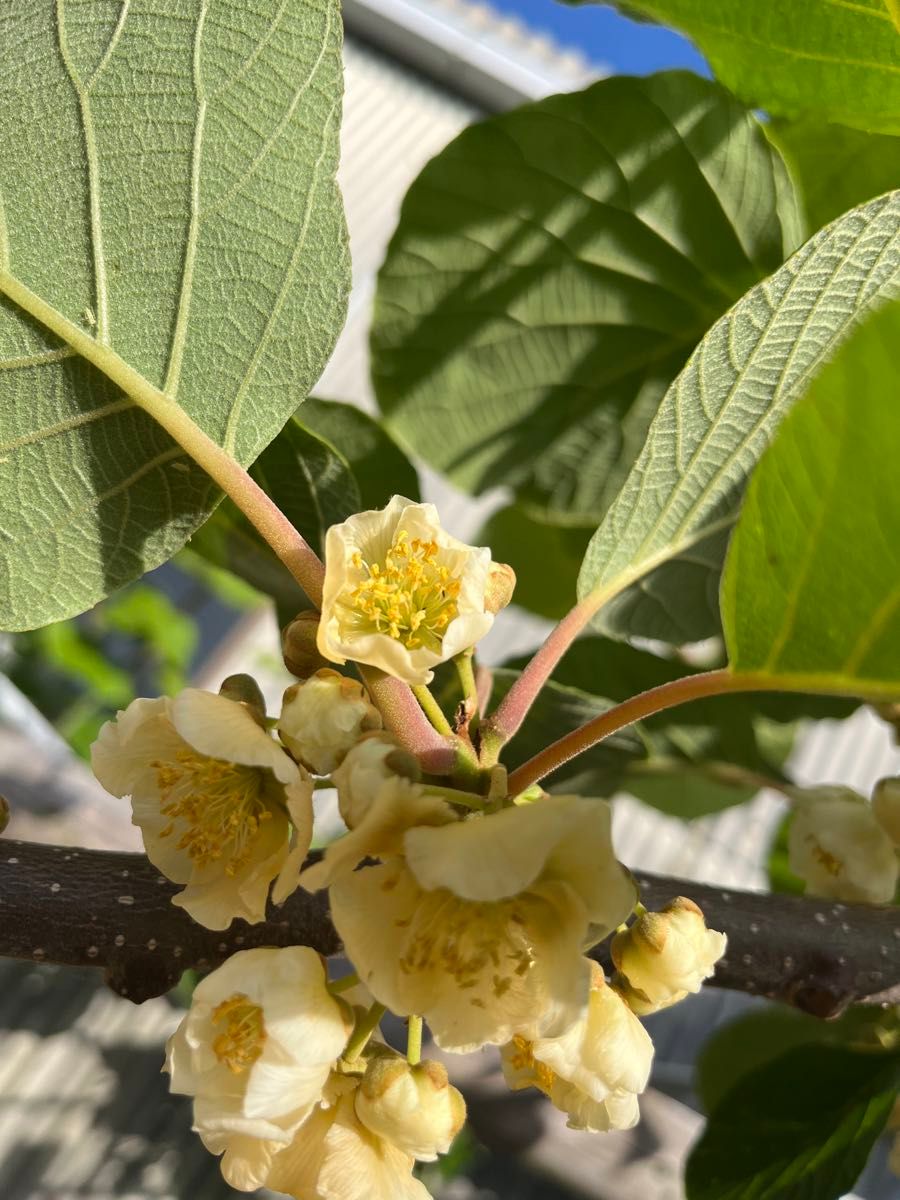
[455, 650, 480, 734]
[358, 667, 458, 774]
[0, 269, 325, 606]
[480, 597, 596, 762]
[506, 669, 786, 794]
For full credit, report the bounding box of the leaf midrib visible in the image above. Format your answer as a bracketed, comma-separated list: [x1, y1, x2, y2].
[591, 195, 898, 604]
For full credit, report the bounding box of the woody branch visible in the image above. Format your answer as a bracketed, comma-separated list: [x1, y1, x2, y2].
[2, 839, 898, 1016]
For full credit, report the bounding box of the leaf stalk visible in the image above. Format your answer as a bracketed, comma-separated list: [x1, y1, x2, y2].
[0, 269, 326, 605]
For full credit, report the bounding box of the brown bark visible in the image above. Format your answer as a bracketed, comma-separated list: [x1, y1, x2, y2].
[2, 838, 898, 1015]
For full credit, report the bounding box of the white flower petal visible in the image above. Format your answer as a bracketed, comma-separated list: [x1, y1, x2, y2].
[403, 796, 636, 937]
[90, 696, 174, 797]
[331, 860, 591, 1051]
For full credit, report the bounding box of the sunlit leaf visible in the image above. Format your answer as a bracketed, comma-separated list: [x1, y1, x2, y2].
[373, 71, 800, 522]
[602, 0, 900, 135]
[0, 1, 348, 629]
[723, 303, 900, 699]
[578, 193, 900, 645]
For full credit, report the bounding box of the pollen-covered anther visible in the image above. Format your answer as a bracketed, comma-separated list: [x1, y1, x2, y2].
[152, 750, 271, 874]
[345, 530, 462, 653]
[509, 1035, 554, 1094]
[397, 897, 534, 1004]
[211, 993, 267, 1074]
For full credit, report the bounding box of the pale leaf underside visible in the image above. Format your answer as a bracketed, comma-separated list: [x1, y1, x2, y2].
[0, 0, 349, 630]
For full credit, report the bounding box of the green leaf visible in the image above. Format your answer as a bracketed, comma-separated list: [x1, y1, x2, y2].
[578, 191, 900, 646]
[686, 1044, 900, 1200]
[478, 505, 592, 620]
[299, 398, 420, 509]
[696, 1007, 896, 1118]
[372, 71, 801, 522]
[608, 0, 900, 135]
[722, 302, 900, 699]
[192, 416, 359, 621]
[770, 119, 900, 233]
[0, 1, 348, 631]
[486, 668, 644, 794]
[697, 1009, 845, 1117]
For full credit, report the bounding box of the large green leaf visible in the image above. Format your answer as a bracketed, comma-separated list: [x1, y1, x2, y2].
[770, 119, 900, 233]
[298, 398, 420, 510]
[722, 303, 900, 698]
[686, 1044, 900, 1200]
[606, 1, 900, 135]
[0, 1, 349, 630]
[372, 71, 801, 522]
[578, 192, 900, 645]
[696, 1008, 854, 1117]
[192, 416, 359, 621]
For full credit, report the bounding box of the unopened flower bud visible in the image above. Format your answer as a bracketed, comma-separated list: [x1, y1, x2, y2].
[355, 1053, 466, 1161]
[612, 897, 726, 1015]
[218, 673, 267, 725]
[278, 670, 382, 775]
[872, 777, 900, 848]
[485, 561, 516, 614]
[332, 731, 421, 829]
[787, 786, 898, 904]
[282, 611, 331, 679]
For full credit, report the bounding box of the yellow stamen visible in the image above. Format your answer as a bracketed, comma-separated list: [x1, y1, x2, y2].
[152, 749, 273, 873]
[808, 836, 843, 877]
[510, 1035, 555, 1095]
[339, 527, 461, 651]
[212, 993, 267, 1074]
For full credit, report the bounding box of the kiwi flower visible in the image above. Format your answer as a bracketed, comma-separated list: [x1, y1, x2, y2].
[316, 496, 494, 686]
[91, 688, 313, 929]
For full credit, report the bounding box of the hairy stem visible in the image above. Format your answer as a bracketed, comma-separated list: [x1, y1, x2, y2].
[475, 663, 494, 716]
[507, 670, 781, 793]
[358, 667, 457, 775]
[413, 684, 455, 737]
[3, 839, 898, 1017]
[455, 650, 480, 735]
[0, 269, 325, 605]
[480, 597, 596, 762]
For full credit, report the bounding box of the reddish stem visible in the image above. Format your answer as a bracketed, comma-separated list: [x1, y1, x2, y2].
[507, 669, 777, 793]
[480, 598, 596, 760]
[360, 667, 458, 774]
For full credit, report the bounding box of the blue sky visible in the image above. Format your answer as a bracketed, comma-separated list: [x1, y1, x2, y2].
[487, 0, 707, 75]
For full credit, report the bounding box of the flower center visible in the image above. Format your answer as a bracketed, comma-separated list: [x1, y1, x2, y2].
[212, 993, 267, 1073]
[509, 1035, 555, 1096]
[153, 749, 274, 873]
[809, 837, 843, 877]
[398, 890, 536, 1005]
[342, 530, 461, 650]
